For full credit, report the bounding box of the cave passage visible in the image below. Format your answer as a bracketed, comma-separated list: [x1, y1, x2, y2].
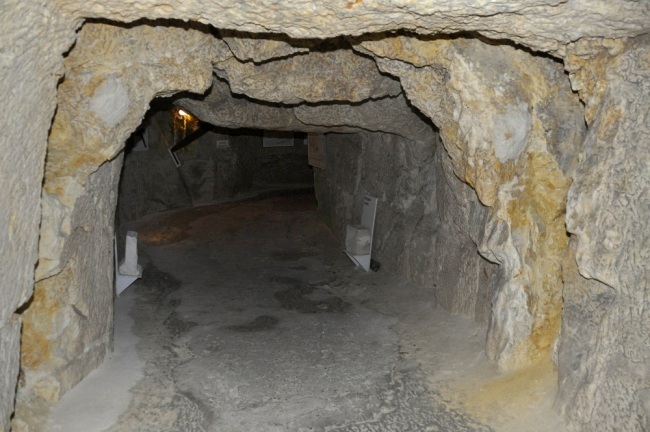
[117, 102, 316, 228]
[47, 192, 564, 432]
[3, 5, 648, 432]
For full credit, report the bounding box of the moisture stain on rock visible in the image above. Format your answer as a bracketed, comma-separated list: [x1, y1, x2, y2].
[225, 315, 279, 332]
[274, 285, 350, 313]
[164, 311, 197, 337]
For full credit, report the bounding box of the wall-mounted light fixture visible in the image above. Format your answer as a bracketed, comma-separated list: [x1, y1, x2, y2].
[172, 106, 198, 136]
[168, 106, 206, 169]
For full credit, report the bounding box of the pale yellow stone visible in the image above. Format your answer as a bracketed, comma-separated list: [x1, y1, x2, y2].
[33, 377, 60, 403]
[1, 2, 648, 432]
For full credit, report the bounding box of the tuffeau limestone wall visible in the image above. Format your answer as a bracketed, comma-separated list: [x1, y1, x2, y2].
[11, 22, 217, 432]
[0, 2, 648, 432]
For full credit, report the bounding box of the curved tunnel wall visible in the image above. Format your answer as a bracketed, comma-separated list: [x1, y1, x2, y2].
[1, 6, 648, 432]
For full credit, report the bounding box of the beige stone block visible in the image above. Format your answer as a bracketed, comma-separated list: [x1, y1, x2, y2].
[33, 377, 60, 403]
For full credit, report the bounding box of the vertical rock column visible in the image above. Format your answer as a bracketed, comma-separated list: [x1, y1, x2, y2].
[0, 3, 75, 429]
[14, 22, 216, 431]
[558, 35, 650, 432]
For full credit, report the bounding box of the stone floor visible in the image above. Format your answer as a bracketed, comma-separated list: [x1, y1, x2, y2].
[46, 193, 566, 432]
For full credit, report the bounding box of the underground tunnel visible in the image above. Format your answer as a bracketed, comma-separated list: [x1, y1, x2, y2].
[1, 3, 649, 432]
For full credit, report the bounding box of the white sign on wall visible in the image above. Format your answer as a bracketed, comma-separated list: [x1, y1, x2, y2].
[344, 195, 378, 272]
[308, 133, 326, 169]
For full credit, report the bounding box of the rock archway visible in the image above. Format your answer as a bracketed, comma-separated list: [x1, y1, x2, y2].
[1, 3, 648, 432]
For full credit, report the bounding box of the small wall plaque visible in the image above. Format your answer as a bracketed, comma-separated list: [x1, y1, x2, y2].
[308, 133, 326, 169]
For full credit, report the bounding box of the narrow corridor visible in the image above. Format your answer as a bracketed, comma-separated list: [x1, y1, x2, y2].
[48, 194, 562, 432]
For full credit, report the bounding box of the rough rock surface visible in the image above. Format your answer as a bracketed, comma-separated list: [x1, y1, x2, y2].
[220, 30, 311, 63]
[1, 2, 649, 431]
[14, 22, 216, 431]
[36, 22, 216, 281]
[434, 143, 501, 325]
[15, 159, 123, 432]
[558, 35, 650, 432]
[359, 36, 585, 370]
[315, 132, 435, 267]
[179, 77, 431, 143]
[178, 78, 316, 132]
[315, 133, 499, 325]
[118, 112, 193, 224]
[214, 47, 402, 104]
[62, 1, 649, 54]
[0, 316, 20, 432]
[294, 94, 433, 144]
[0, 5, 77, 424]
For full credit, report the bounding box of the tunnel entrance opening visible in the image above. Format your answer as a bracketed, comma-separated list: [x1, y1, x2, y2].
[19, 21, 562, 430]
[116, 99, 317, 229]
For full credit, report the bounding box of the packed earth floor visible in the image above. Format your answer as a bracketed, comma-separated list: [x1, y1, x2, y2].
[46, 193, 566, 432]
